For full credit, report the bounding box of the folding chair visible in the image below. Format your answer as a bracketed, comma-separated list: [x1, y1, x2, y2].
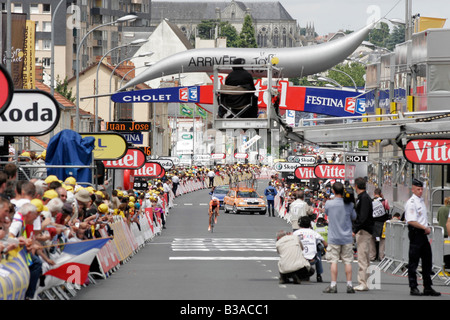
[217, 84, 257, 119]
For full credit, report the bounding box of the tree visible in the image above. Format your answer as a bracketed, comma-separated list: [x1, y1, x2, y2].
[368, 22, 390, 48]
[196, 20, 240, 47]
[220, 21, 239, 48]
[238, 15, 257, 48]
[385, 25, 405, 51]
[55, 75, 75, 102]
[327, 62, 366, 88]
[197, 19, 217, 40]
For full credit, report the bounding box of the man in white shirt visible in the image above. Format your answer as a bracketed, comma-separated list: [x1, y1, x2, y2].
[405, 178, 440, 296]
[289, 190, 312, 231]
[207, 170, 215, 188]
[294, 216, 327, 282]
[171, 174, 180, 197]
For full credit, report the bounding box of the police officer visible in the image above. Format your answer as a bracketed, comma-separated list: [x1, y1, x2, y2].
[405, 178, 440, 296]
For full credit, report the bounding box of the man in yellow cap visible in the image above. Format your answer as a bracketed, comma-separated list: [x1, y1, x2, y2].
[42, 189, 59, 205]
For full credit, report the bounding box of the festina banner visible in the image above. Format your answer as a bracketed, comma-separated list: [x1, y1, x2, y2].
[404, 139, 450, 164]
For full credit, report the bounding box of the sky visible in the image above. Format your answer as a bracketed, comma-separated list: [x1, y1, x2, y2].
[279, 0, 448, 35]
[156, 0, 448, 35]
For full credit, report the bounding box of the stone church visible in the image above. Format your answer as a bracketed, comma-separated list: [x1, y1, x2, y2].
[150, 0, 304, 48]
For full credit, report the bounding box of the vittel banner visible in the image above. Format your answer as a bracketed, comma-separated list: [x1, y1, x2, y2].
[404, 139, 450, 164]
[294, 166, 316, 179]
[314, 164, 355, 179]
[103, 148, 146, 169]
[134, 162, 165, 178]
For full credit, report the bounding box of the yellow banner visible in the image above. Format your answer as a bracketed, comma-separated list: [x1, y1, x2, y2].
[80, 133, 128, 160]
[415, 16, 447, 32]
[23, 20, 36, 89]
[0, 248, 30, 300]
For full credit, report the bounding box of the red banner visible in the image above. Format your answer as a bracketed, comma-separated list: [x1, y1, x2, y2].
[404, 139, 450, 164]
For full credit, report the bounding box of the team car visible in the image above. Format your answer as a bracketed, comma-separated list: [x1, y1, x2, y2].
[223, 187, 267, 215]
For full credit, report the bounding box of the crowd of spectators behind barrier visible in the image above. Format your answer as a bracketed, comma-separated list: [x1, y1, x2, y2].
[0, 153, 264, 299]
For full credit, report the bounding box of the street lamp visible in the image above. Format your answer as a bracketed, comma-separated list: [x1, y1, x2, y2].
[95, 39, 148, 131]
[108, 52, 154, 122]
[331, 68, 358, 92]
[75, 14, 137, 132]
[50, 0, 65, 96]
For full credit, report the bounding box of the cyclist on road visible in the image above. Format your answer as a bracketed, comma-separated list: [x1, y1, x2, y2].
[209, 197, 220, 232]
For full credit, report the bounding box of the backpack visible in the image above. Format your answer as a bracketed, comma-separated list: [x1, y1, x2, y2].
[372, 197, 388, 218]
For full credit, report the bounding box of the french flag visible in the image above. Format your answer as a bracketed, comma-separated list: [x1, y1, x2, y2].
[45, 238, 110, 285]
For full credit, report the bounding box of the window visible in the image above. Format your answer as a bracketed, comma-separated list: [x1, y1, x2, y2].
[43, 4, 51, 13]
[42, 58, 51, 68]
[43, 40, 51, 50]
[43, 21, 52, 32]
[13, 3, 22, 13]
[30, 4, 39, 14]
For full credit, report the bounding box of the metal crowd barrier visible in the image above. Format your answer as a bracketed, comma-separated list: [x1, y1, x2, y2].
[378, 221, 449, 284]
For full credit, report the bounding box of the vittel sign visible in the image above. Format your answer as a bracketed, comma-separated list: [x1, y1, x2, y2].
[134, 162, 165, 178]
[404, 139, 450, 164]
[294, 166, 315, 179]
[103, 148, 146, 169]
[314, 164, 355, 179]
[0, 90, 60, 135]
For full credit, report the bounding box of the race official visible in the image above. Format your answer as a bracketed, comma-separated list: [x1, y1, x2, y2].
[405, 178, 440, 296]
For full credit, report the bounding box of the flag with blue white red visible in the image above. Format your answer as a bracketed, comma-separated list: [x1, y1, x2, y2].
[44, 237, 110, 285]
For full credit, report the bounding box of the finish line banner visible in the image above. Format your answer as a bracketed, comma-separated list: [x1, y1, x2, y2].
[112, 81, 365, 118]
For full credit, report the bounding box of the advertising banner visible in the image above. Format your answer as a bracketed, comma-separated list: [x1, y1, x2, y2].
[23, 20, 35, 89]
[1, 13, 26, 88]
[103, 148, 146, 169]
[404, 139, 450, 164]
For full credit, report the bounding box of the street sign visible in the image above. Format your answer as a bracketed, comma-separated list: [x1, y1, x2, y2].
[103, 148, 146, 169]
[0, 64, 14, 117]
[80, 132, 127, 160]
[0, 90, 60, 135]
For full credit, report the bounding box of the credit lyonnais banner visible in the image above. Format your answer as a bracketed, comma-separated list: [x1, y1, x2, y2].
[0, 248, 30, 300]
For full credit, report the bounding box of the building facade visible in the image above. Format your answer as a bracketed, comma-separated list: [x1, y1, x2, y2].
[150, 0, 302, 48]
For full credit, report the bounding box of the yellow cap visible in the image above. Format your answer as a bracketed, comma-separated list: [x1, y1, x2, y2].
[98, 203, 109, 214]
[30, 199, 44, 212]
[64, 176, 76, 186]
[45, 175, 59, 184]
[43, 189, 59, 200]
